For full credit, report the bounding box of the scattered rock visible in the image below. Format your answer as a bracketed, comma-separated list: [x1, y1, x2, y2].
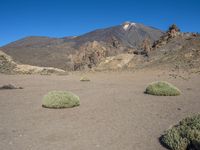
[0, 84, 23, 90]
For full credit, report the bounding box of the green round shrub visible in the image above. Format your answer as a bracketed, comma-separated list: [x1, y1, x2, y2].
[160, 114, 200, 150]
[80, 76, 90, 82]
[145, 81, 181, 96]
[42, 91, 80, 108]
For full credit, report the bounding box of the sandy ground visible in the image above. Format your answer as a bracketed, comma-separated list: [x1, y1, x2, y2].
[0, 70, 200, 150]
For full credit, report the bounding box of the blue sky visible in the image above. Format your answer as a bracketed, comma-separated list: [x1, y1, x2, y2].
[0, 0, 199, 46]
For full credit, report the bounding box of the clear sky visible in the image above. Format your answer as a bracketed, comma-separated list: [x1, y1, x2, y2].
[0, 0, 199, 46]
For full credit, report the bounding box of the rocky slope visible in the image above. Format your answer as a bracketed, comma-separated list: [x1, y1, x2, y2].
[148, 32, 200, 71]
[0, 50, 17, 74]
[94, 25, 200, 72]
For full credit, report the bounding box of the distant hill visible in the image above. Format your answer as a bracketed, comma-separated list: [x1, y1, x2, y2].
[1, 22, 163, 70]
[0, 49, 66, 75]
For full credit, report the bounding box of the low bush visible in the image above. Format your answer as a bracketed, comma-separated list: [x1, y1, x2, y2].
[42, 91, 80, 108]
[160, 114, 200, 150]
[145, 81, 181, 96]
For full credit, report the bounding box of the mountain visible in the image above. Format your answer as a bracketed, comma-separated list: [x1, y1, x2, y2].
[1, 22, 164, 70]
[74, 22, 163, 47]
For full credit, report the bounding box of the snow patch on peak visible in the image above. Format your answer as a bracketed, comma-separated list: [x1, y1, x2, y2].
[122, 21, 137, 31]
[131, 22, 136, 26]
[123, 24, 130, 30]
